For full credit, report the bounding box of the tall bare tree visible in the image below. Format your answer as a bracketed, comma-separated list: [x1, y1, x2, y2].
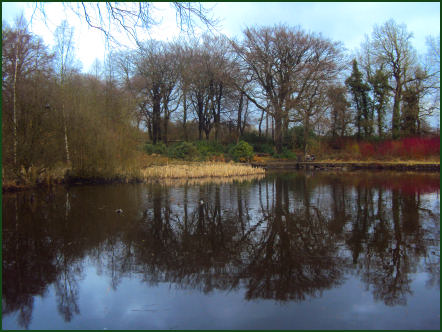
[233, 25, 343, 153]
[327, 85, 351, 137]
[2, 16, 56, 178]
[183, 35, 232, 141]
[131, 40, 180, 144]
[2, 16, 29, 171]
[54, 20, 75, 165]
[369, 20, 416, 138]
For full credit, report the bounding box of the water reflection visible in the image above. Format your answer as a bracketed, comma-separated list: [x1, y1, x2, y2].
[2, 171, 440, 329]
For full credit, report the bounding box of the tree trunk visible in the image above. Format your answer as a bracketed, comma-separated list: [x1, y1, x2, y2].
[378, 108, 383, 138]
[182, 92, 188, 140]
[163, 113, 169, 146]
[237, 91, 243, 142]
[258, 108, 264, 137]
[240, 99, 249, 137]
[303, 117, 310, 156]
[198, 123, 203, 140]
[61, 103, 70, 165]
[197, 97, 204, 140]
[13, 50, 18, 170]
[214, 83, 222, 142]
[392, 77, 402, 139]
[265, 112, 269, 138]
[146, 117, 153, 141]
[60, 67, 71, 165]
[274, 112, 283, 154]
[152, 104, 160, 144]
[283, 112, 289, 145]
[331, 105, 337, 138]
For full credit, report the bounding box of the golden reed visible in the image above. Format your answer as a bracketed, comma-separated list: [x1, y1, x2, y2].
[140, 162, 265, 180]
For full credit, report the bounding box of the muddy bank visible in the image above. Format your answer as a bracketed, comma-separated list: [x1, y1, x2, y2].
[2, 176, 144, 194]
[251, 161, 440, 172]
[2, 164, 265, 193]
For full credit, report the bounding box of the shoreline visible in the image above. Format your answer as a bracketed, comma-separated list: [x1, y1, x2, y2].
[3, 160, 440, 193]
[251, 161, 440, 172]
[2, 173, 267, 194]
[2, 162, 266, 193]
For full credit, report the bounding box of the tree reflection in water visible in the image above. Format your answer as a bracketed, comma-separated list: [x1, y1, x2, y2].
[2, 171, 440, 328]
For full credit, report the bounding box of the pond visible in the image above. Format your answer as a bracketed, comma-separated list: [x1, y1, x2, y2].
[2, 170, 440, 330]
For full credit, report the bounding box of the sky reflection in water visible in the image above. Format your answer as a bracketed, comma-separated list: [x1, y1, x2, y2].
[2, 171, 440, 329]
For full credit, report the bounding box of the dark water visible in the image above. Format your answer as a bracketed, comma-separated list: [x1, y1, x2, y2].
[2, 171, 440, 330]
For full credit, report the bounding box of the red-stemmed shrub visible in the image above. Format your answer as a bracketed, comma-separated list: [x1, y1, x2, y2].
[326, 135, 439, 160]
[359, 142, 376, 158]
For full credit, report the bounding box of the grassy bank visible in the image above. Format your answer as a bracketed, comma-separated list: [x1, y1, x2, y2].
[283, 158, 440, 165]
[251, 158, 440, 172]
[2, 157, 265, 193]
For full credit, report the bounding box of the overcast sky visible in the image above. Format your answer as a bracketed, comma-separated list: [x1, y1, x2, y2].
[2, 2, 440, 73]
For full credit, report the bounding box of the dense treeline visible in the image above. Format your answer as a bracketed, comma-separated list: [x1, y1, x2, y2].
[2, 17, 141, 183]
[2, 16, 440, 183]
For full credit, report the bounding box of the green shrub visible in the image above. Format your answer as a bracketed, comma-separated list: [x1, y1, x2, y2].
[255, 143, 275, 154]
[288, 126, 316, 150]
[168, 142, 199, 161]
[274, 148, 297, 159]
[241, 132, 273, 145]
[144, 142, 167, 155]
[229, 140, 254, 162]
[241, 132, 275, 152]
[194, 140, 225, 160]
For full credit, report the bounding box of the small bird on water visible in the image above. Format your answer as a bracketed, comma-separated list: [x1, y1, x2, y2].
[115, 209, 123, 214]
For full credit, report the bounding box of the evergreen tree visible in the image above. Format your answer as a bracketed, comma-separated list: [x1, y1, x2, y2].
[345, 59, 371, 139]
[369, 68, 391, 137]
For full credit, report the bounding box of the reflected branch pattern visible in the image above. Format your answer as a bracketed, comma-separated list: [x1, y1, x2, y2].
[2, 172, 440, 328]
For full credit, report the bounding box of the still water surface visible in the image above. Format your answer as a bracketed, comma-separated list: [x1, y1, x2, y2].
[2, 171, 440, 329]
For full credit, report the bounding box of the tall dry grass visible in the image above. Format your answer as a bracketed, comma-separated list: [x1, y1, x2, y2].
[148, 173, 266, 186]
[3, 156, 266, 192]
[140, 162, 265, 180]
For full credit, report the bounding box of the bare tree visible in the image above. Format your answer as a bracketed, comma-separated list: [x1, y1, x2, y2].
[32, 2, 218, 45]
[401, 64, 439, 135]
[175, 41, 193, 140]
[129, 40, 180, 144]
[183, 35, 232, 141]
[54, 20, 75, 165]
[2, 16, 56, 177]
[161, 43, 181, 145]
[369, 20, 416, 139]
[327, 85, 351, 137]
[2, 16, 30, 171]
[114, 49, 147, 130]
[423, 35, 440, 117]
[233, 25, 343, 153]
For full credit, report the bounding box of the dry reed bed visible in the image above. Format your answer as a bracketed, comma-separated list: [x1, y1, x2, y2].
[3, 162, 266, 192]
[148, 173, 266, 186]
[140, 162, 265, 180]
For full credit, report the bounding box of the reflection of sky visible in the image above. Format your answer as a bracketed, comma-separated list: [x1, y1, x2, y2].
[2, 175, 440, 330]
[3, 265, 439, 330]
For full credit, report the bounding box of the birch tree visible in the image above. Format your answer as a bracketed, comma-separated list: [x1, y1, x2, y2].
[54, 20, 75, 165]
[2, 17, 56, 177]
